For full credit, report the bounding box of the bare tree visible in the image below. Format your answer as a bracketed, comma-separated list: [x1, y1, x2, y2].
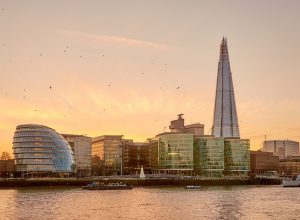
[0, 152, 11, 160]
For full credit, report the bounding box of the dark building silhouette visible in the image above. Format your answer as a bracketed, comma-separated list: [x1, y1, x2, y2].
[0, 159, 15, 177]
[122, 142, 152, 175]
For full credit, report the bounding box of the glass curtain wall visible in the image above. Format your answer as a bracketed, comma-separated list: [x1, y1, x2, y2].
[224, 139, 250, 176]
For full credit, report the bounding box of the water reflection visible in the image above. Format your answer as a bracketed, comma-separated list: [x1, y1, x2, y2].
[215, 186, 241, 219]
[0, 186, 299, 220]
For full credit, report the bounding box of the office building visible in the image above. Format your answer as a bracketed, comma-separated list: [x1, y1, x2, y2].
[262, 140, 299, 159]
[250, 150, 279, 177]
[62, 134, 92, 177]
[224, 139, 250, 176]
[279, 156, 300, 176]
[92, 135, 132, 175]
[152, 132, 193, 175]
[212, 38, 240, 138]
[184, 123, 205, 137]
[169, 114, 204, 136]
[194, 137, 224, 177]
[122, 142, 152, 175]
[13, 124, 75, 177]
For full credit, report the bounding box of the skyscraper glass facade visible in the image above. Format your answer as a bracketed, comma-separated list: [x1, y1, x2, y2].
[212, 38, 240, 138]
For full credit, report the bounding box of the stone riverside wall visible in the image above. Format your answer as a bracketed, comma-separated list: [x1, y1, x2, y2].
[0, 177, 282, 187]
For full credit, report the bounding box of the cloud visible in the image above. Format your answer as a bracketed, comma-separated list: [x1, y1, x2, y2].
[53, 29, 169, 50]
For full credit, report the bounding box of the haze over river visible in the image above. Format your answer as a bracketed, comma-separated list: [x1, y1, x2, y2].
[0, 185, 299, 220]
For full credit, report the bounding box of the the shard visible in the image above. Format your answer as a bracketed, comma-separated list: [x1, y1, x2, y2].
[212, 38, 240, 138]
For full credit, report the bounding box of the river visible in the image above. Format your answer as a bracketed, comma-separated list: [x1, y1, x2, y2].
[0, 185, 299, 220]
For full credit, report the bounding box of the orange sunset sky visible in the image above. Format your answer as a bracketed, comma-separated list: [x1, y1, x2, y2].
[1, 1, 300, 154]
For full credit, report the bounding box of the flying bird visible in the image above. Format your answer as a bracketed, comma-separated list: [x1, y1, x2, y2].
[176, 86, 180, 90]
[49, 86, 52, 90]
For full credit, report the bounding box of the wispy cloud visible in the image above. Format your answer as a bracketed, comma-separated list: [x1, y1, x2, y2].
[53, 29, 169, 50]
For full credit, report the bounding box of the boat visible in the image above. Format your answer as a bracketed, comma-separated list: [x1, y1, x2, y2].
[82, 182, 133, 190]
[184, 185, 201, 190]
[282, 173, 300, 187]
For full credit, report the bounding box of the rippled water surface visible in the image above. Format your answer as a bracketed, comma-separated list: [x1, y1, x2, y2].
[0, 185, 299, 220]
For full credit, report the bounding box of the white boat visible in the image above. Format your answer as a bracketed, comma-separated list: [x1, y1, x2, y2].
[184, 185, 201, 190]
[282, 174, 300, 187]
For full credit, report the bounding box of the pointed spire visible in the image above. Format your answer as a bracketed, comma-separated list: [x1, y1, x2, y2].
[212, 38, 240, 138]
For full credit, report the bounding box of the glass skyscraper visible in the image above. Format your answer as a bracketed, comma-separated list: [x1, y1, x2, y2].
[212, 38, 240, 138]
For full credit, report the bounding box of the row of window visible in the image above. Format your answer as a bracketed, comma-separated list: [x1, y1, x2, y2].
[16, 164, 55, 171]
[16, 158, 53, 165]
[14, 132, 52, 138]
[15, 153, 52, 159]
[14, 148, 54, 153]
[13, 137, 53, 143]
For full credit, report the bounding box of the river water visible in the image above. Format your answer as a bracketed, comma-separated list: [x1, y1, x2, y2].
[0, 185, 299, 220]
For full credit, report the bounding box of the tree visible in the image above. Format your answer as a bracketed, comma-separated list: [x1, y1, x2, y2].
[0, 152, 11, 160]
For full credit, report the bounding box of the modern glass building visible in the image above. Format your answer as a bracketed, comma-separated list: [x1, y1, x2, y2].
[122, 142, 152, 175]
[13, 124, 75, 177]
[194, 137, 224, 177]
[152, 133, 193, 174]
[62, 134, 92, 177]
[224, 139, 250, 176]
[92, 135, 133, 175]
[212, 38, 240, 138]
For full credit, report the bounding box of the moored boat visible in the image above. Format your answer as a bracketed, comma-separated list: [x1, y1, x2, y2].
[282, 173, 300, 187]
[82, 182, 133, 190]
[184, 185, 201, 190]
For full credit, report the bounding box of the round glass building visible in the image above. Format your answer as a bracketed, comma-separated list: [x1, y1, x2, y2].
[13, 124, 75, 177]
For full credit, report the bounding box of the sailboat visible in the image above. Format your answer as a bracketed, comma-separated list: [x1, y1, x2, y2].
[139, 166, 145, 179]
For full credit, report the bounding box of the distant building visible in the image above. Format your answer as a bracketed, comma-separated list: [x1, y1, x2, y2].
[194, 137, 224, 177]
[279, 156, 300, 176]
[151, 132, 194, 175]
[224, 139, 250, 176]
[169, 114, 185, 132]
[250, 150, 279, 178]
[212, 38, 240, 138]
[262, 140, 299, 159]
[169, 114, 204, 137]
[92, 135, 132, 176]
[184, 123, 204, 137]
[0, 159, 15, 178]
[62, 134, 92, 177]
[122, 142, 152, 175]
[13, 124, 75, 177]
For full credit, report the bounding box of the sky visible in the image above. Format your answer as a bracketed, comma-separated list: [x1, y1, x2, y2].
[1, 0, 300, 154]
